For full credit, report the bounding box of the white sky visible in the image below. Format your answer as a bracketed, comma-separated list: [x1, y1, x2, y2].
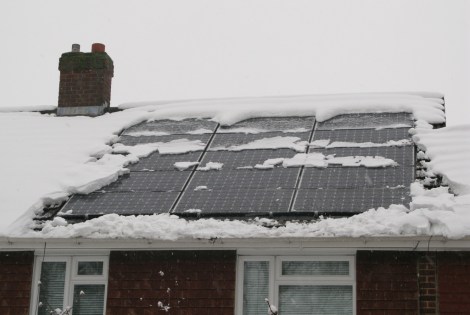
[0, 0, 469, 125]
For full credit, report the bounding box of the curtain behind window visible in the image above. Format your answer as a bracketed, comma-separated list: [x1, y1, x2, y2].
[38, 262, 66, 315]
[243, 261, 269, 315]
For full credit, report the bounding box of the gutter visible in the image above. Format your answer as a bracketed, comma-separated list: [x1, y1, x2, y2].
[2, 236, 470, 252]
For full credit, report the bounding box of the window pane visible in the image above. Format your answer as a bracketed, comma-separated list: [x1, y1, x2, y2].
[77, 261, 104, 275]
[72, 284, 105, 315]
[243, 261, 269, 315]
[279, 285, 353, 315]
[282, 261, 349, 276]
[38, 262, 66, 315]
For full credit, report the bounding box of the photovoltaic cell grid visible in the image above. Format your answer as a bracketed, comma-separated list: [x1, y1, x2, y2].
[312, 128, 411, 144]
[316, 113, 413, 130]
[122, 119, 218, 135]
[209, 131, 310, 149]
[63, 191, 179, 216]
[187, 168, 301, 190]
[218, 116, 315, 133]
[118, 134, 212, 146]
[103, 171, 191, 192]
[174, 189, 295, 214]
[58, 112, 417, 219]
[200, 149, 297, 170]
[128, 152, 203, 171]
[293, 188, 410, 214]
[299, 166, 414, 189]
[312, 146, 415, 167]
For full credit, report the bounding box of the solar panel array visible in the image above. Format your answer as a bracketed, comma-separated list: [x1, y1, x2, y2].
[59, 114, 415, 218]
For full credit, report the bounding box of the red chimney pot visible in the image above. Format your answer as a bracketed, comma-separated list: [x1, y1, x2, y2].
[91, 43, 106, 53]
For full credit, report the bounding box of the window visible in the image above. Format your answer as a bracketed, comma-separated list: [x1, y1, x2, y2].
[237, 256, 355, 315]
[31, 256, 108, 315]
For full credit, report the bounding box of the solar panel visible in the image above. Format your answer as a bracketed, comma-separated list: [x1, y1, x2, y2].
[128, 152, 203, 171]
[316, 113, 413, 130]
[174, 188, 294, 214]
[122, 119, 218, 136]
[103, 171, 192, 192]
[52, 113, 418, 220]
[312, 128, 411, 144]
[312, 146, 415, 167]
[61, 191, 178, 216]
[292, 187, 410, 214]
[187, 168, 301, 190]
[218, 116, 315, 133]
[299, 166, 414, 189]
[119, 134, 212, 146]
[209, 131, 311, 149]
[199, 149, 297, 170]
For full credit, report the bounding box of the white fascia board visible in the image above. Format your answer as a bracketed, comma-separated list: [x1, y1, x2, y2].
[2, 236, 470, 252]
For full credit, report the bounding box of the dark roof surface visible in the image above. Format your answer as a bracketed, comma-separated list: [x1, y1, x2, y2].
[54, 112, 415, 220]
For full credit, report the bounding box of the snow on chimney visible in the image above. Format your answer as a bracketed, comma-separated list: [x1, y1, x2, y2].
[57, 43, 114, 117]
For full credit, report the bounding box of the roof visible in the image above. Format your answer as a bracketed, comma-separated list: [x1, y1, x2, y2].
[3, 92, 470, 240]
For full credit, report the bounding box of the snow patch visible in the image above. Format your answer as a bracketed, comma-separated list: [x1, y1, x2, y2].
[212, 136, 308, 153]
[173, 161, 200, 171]
[197, 162, 224, 171]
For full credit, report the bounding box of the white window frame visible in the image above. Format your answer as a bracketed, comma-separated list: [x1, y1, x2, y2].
[30, 255, 109, 315]
[236, 255, 356, 315]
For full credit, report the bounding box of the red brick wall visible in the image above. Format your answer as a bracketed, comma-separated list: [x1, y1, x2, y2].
[107, 250, 236, 315]
[58, 69, 113, 108]
[418, 253, 438, 314]
[357, 251, 419, 315]
[0, 251, 34, 315]
[58, 52, 113, 109]
[438, 252, 470, 314]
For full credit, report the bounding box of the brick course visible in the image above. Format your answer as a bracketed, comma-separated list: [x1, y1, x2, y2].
[107, 250, 236, 315]
[0, 251, 34, 315]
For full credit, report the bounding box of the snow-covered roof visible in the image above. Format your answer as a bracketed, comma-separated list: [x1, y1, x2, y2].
[2, 92, 469, 240]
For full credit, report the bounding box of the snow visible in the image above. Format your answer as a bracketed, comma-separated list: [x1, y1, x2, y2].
[2, 93, 468, 239]
[280, 153, 397, 168]
[174, 161, 199, 171]
[120, 93, 445, 126]
[212, 136, 308, 153]
[313, 139, 412, 149]
[218, 127, 310, 134]
[412, 124, 470, 195]
[197, 162, 224, 171]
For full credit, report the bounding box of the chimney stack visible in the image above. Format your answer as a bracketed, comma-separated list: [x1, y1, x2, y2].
[57, 43, 114, 117]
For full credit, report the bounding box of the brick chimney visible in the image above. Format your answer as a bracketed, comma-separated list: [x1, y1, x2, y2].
[57, 43, 114, 116]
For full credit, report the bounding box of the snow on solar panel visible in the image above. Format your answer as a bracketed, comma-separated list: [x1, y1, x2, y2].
[61, 191, 179, 216]
[174, 188, 295, 214]
[200, 149, 297, 170]
[118, 134, 212, 146]
[187, 168, 300, 190]
[299, 166, 414, 189]
[122, 119, 218, 136]
[292, 188, 410, 214]
[209, 131, 311, 149]
[312, 128, 411, 144]
[56, 114, 417, 219]
[316, 113, 413, 130]
[218, 116, 315, 133]
[127, 152, 203, 171]
[311, 146, 415, 167]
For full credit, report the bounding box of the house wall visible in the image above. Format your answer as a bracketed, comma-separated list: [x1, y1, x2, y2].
[106, 250, 236, 315]
[0, 251, 34, 315]
[356, 251, 419, 315]
[438, 252, 470, 314]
